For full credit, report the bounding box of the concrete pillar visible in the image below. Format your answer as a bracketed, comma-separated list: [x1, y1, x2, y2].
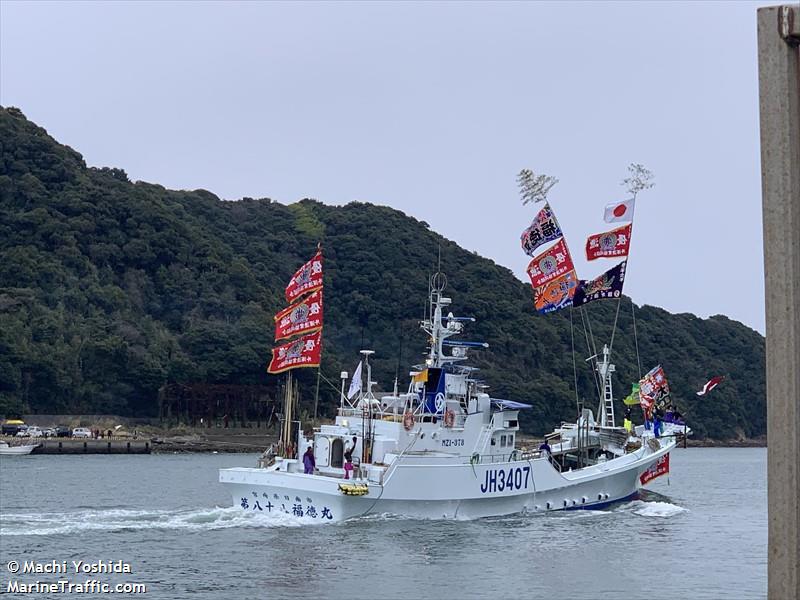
[758, 5, 800, 598]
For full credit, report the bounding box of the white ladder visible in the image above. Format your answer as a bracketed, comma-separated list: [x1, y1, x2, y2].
[474, 425, 492, 456]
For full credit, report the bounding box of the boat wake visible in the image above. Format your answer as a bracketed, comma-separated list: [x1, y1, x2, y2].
[623, 499, 688, 518]
[0, 506, 308, 536]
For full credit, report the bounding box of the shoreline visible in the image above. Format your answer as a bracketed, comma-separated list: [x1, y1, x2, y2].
[2, 432, 767, 454]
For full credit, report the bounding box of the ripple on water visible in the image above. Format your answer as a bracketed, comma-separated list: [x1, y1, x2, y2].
[0, 506, 310, 536]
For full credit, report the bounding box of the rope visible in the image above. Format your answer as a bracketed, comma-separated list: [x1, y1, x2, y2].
[579, 308, 604, 404]
[317, 370, 349, 396]
[569, 307, 580, 412]
[631, 299, 642, 379]
[608, 297, 623, 355]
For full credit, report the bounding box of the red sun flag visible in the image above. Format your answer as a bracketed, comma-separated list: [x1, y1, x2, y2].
[603, 198, 635, 223]
[697, 375, 725, 396]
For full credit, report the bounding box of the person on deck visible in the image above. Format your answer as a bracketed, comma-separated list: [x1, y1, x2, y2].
[623, 407, 633, 434]
[343, 450, 354, 480]
[302, 446, 315, 474]
[538, 440, 551, 455]
[653, 405, 664, 437]
[345, 436, 358, 459]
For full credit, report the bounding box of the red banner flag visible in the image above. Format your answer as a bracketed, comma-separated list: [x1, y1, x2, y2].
[267, 330, 322, 374]
[274, 290, 323, 342]
[526, 238, 575, 288]
[285, 251, 323, 303]
[586, 223, 632, 261]
[639, 453, 670, 485]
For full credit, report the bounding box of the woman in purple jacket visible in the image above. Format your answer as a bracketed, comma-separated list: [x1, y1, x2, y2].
[302, 446, 315, 474]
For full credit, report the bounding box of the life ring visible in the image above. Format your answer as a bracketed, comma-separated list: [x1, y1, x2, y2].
[403, 411, 415, 431]
[444, 409, 455, 428]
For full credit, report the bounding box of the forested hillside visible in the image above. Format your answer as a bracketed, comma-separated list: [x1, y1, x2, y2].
[0, 106, 766, 439]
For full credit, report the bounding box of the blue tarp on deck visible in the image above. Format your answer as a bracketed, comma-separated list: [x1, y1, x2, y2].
[491, 399, 532, 410]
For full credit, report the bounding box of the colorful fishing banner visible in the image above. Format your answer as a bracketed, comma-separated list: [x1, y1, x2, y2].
[639, 454, 669, 485]
[639, 365, 670, 410]
[520, 203, 563, 257]
[274, 289, 323, 341]
[585, 223, 632, 261]
[526, 238, 575, 288]
[572, 260, 627, 307]
[267, 330, 322, 374]
[285, 250, 323, 303]
[533, 269, 578, 314]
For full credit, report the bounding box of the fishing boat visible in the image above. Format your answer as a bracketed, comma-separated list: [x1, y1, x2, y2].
[220, 275, 686, 522]
[220, 167, 689, 522]
[0, 441, 39, 455]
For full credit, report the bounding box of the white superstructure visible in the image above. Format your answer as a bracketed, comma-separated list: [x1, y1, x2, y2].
[219, 274, 687, 522]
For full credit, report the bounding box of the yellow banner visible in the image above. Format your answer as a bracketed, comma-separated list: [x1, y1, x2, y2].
[411, 369, 428, 383]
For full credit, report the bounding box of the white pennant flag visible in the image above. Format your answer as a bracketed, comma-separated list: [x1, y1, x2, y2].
[347, 361, 363, 399]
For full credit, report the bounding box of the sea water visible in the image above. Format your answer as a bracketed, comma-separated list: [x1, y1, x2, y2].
[0, 448, 766, 599]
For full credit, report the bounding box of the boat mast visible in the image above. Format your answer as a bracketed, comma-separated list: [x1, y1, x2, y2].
[596, 344, 616, 427]
[360, 349, 375, 464]
[281, 370, 293, 456]
[422, 272, 455, 368]
[600, 164, 653, 426]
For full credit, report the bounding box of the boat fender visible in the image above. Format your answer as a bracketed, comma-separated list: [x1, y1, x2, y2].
[444, 409, 455, 428]
[403, 411, 414, 431]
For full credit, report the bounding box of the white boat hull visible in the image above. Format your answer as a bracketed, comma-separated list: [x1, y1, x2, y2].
[0, 444, 38, 455]
[220, 438, 675, 522]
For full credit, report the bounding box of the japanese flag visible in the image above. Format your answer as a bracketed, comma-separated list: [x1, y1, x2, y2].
[604, 199, 635, 223]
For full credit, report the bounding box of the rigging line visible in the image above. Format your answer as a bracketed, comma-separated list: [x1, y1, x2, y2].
[608, 296, 623, 355]
[317, 370, 352, 398]
[569, 307, 580, 412]
[584, 306, 600, 362]
[631, 299, 642, 379]
[579, 307, 604, 404]
[582, 307, 604, 400]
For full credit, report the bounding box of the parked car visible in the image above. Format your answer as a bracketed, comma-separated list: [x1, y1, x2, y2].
[72, 427, 92, 438]
[42, 427, 56, 438]
[17, 426, 42, 438]
[55, 425, 72, 438]
[12, 425, 29, 437]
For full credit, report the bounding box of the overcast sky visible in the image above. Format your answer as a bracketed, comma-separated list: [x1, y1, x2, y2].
[1, 1, 772, 333]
